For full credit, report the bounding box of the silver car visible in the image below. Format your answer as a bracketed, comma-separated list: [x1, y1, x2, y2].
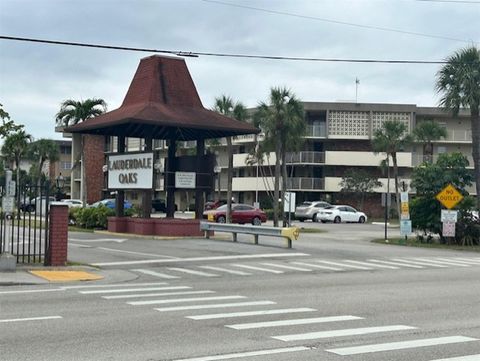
[294, 201, 331, 222]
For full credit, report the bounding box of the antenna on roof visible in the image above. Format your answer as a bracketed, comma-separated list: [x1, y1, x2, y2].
[355, 77, 360, 103]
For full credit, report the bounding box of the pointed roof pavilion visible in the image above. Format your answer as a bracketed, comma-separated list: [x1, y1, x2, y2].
[66, 55, 259, 139]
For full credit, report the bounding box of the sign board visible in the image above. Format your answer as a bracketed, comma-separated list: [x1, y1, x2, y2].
[442, 221, 456, 237]
[441, 210, 458, 223]
[175, 172, 196, 189]
[2, 197, 14, 213]
[7, 180, 16, 197]
[107, 152, 154, 189]
[436, 184, 463, 209]
[400, 220, 412, 236]
[400, 192, 409, 203]
[283, 192, 296, 213]
[401, 202, 410, 220]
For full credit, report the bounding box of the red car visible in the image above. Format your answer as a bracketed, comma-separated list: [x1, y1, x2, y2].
[203, 203, 267, 225]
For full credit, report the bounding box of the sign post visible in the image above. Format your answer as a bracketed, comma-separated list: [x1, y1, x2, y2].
[399, 192, 411, 242]
[0, 170, 16, 272]
[436, 184, 463, 239]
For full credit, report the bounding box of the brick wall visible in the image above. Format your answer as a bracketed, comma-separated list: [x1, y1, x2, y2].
[46, 204, 69, 266]
[84, 135, 105, 204]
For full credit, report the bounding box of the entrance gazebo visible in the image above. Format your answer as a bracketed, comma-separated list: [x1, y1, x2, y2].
[66, 55, 259, 236]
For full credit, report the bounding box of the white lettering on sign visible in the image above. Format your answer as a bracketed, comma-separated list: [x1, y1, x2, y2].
[441, 210, 458, 223]
[107, 153, 153, 189]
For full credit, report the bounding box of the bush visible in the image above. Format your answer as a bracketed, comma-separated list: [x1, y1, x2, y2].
[70, 206, 115, 229]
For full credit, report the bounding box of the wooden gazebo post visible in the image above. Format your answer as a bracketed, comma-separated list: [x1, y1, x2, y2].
[115, 135, 125, 217]
[195, 139, 205, 219]
[166, 138, 176, 218]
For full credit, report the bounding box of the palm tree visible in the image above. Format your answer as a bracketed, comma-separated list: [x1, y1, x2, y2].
[1, 130, 32, 213]
[436, 46, 480, 210]
[28, 139, 60, 186]
[213, 95, 247, 223]
[255, 87, 305, 227]
[413, 120, 447, 163]
[55, 98, 107, 206]
[372, 120, 413, 220]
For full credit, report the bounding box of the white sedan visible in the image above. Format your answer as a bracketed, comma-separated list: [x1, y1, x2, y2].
[317, 205, 367, 223]
[61, 199, 83, 208]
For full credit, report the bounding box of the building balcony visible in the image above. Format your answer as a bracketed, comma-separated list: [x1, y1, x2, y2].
[232, 176, 324, 191]
[325, 151, 412, 167]
[441, 129, 472, 142]
[305, 124, 326, 138]
[287, 177, 325, 191]
[286, 151, 325, 164]
[411, 154, 474, 167]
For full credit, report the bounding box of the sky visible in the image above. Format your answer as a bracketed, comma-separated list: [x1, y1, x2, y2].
[0, 0, 479, 141]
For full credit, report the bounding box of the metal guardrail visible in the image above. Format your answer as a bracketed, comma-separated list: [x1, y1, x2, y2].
[200, 222, 300, 248]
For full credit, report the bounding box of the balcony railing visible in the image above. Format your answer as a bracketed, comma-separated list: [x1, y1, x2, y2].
[287, 177, 325, 190]
[305, 124, 326, 138]
[412, 154, 474, 167]
[444, 130, 472, 142]
[286, 151, 325, 164]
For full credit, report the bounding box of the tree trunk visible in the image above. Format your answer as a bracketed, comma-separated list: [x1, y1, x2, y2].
[281, 145, 288, 226]
[392, 152, 401, 222]
[273, 137, 281, 227]
[471, 108, 480, 211]
[226, 137, 233, 223]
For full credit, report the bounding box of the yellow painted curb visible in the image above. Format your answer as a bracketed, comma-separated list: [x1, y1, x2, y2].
[29, 270, 103, 282]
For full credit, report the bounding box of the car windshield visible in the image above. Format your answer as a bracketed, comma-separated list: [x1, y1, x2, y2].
[299, 202, 312, 207]
[216, 205, 228, 211]
[325, 206, 336, 209]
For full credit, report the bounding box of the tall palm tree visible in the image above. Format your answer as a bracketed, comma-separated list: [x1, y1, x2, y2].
[28, 139, 60, 186]
[255, 87, 305, 227]
[413, 120, 447, 163]
[213, 95, 247, 223]
[1, 130, 32, 213]
[436, 46, 480, 210]
[372, 120, 413, 220]
[55, 98, 107, 206]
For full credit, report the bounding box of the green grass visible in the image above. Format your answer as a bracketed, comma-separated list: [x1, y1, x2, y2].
[68, 226, 94, 233]
[299, 227, 327, 234]
[372, 238, 480, 252]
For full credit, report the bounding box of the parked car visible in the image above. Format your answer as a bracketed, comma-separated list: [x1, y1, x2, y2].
[203, 203, 267, 225]
[204, 199, 229, 211]
[151, 199, 178, 213]
[316, 205, 367, 223]
[20, 196, 56, 213]
[89, 198, 133, 209]
[61, 199, 83, 208]
[294, 201, 331, 222]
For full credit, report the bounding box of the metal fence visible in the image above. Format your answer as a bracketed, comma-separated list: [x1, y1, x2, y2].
[0, 182, 50, 264]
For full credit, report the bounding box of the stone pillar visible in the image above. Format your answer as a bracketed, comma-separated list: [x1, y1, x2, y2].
[115, 136, 125, 217]
[45, 204, 69, 267]
[195, 139, 205, 219]
[166, 139, 176, 218]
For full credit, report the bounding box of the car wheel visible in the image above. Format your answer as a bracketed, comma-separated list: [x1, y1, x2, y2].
[27, 205, 35, 213]
[217, 216, 226, 223]
[321, 220, 327, 223]
[334, 216, 341, 223]
[313, 213, 319, 222]
[358, 216, 366, 224]
[298, 219, 304, 222]
[252, 217, 262, 226]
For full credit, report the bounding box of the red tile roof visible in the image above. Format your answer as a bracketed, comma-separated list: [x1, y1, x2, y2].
[66, 55, 259, 140]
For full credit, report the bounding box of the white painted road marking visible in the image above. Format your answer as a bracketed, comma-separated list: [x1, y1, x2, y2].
[98, 247, 179, 258]
[315, 260, 373, 270]
[343, 260, 398, 269]
[167, 268, 218, 277]
[156, 301, 276, 312]
[128, 295, 246, 306]
[131, 269, 180, 279]
[414, 258, 470, 267]
[103, 290, 213, 300]
[290, 261, 343, 271]
[0, 316, 63, 323]
[390, 258, 448, 268]
[198, 265, 251, 275]
[92, 253, 309, 266]
[187, 308, 317, 320]
[80, 286, 170, 294]
[70, 238, 127, 243]
[173, 346, 311, 361]
[326, 336, 478, 355]
[273, 325, 416, 341]
[367, 259, 424, 269]
[429, 354, 480, 361]
[232, 264, 284, 274]
[62, 282, 169, 289]
[0, 289, 64, 295]
[455, 257, 480, 264]
[260, 262, 312, 272]
[226, 315, 363, 330]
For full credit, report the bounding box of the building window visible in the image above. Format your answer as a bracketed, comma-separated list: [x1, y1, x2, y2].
[61, 162, 72, 170]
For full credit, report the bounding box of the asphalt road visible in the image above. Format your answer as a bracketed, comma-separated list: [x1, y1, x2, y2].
[1, 223, 479, 361]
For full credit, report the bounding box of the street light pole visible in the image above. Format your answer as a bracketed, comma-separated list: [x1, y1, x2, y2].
[385, 155, 390, 242]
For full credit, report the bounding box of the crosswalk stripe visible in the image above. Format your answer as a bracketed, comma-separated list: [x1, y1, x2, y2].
[226, 315, 363, 330]
[367, 259, 424, 269]
[0, 316, 63, 323]
[80, 286, 174, 294]
[429, 354, 480, 361]
[156, 301, 276, 312]
[390, 258, 448, 268]
[131, 269, 180, 279]
[167, 268, 219, 277]
[173, 346, 310, 361]
[128, 295, 246, 306]
[198, 266, 251, 275]
[103, 290, 213, 300]
[315, 260, 373, 270]
[326, 336, 478, 356]
[290, 261, 343, 271]
[272, 325, 415, 341]
[260, 263, 312, 272]
[232, 264, 284, 274]
[413, 258, 470, 267]
[434, 258, 477, 266]
[452, 258, 480, 265]
[342, 260, 398, 269]
[62, 282, 169, 290]
[186, 308, 317, 320]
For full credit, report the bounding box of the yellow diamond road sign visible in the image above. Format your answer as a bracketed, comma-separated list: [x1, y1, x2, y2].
[436, 184, 463, 209]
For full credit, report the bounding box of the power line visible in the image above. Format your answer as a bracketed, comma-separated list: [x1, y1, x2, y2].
[201, 0, 476, 44]
[0, 35, 451, 64]
[416, 0, 480, 3]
